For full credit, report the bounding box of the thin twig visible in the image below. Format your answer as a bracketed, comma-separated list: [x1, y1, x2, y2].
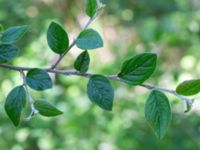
[20, 71, 38, 120]
[0, 63, 193, 110]
[50, 13, 99, 70]
[50, 40, 76, 69]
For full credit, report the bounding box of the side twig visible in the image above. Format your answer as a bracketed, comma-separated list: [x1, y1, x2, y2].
[50, 13, 99, 70]
[20, 71, 38, 120]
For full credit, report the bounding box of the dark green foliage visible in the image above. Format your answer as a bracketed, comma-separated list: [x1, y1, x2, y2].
[34, 100, 63, 117]
[86, 0, 98, 17]
[145, 90, 171, 139]
[1, 25, 29, 44]
[0, 0, 196, 142]
[74, 50, 90, 73]
[26, 68, 53, 91]
[76, 29, 103, 50]
[0, 44, 19, 63]
[47, 22, 69, 54]
[4, 86, 26, 126]
[118, 53, 157, 85]
[87, 75, 114, 110]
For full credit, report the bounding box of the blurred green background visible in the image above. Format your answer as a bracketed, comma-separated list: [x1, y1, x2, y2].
[1, 0, 200, 150]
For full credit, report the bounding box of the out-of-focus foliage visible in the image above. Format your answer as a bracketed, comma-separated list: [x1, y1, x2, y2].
[1, 0, 200, 149]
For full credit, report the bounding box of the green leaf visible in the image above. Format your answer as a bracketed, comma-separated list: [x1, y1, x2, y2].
[5, 86, 26, 126]
[74, 50, 90, 73]
[86, 0, 105, 18]
[176, 79, 200, 96]
[145, 90, 171, 139]
[1, 25, 29, 44]
[26, 68, 53, 91]
[86, 0, 98, 18]
[47, 22, 69, 54]
[0, 44, 19, 63]
[87, 75, 114, 110]
[118, 53, 157, 85]
[76, 29, 103, 50]
[34, 100, 63, 117]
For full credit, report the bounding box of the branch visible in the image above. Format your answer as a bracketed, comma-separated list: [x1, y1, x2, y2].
[0, 63, 194, 111]
[50, 13, 99, 70]
[50, 40, 76, 70]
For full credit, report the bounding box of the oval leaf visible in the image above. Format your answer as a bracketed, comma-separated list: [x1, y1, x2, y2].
[1, 25, 29, 44]
[47, 22, 69, 54]
[34, 100, 63, 117]
[145, 90, 171, 139]
[76, 29, 103, 50]
[86, 0, 98, 18]
[74, 50, 90, 73]
[26, 68, 53, 91]
[118, 53, 157, 85]
[87, 75, 114, 110]
[5, 86, 26, 126]
[0, 44, 19, 63]
[176, 79, 200, 96]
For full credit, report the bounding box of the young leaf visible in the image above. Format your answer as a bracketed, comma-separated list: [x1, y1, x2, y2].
[74, 50, 90, 73]
[34, 100, 63, 117]
[76, 29, 103, 50]
[176, 79, 200, 96]
[86, 0, 98, 18]
[1, 25, 29, 44]
[86, 0, 105, 18]
[87, 75, 114, 110]
[26, 68, 53, 91]
[145, 90, 171, 139]
[47, 22, 69, 54]
[5, 86, 26, 126]
[118, 53, 157, 85]
[0, 44, 19, 63]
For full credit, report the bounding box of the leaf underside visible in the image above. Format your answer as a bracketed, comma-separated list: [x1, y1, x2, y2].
[76, 29, 103, 50]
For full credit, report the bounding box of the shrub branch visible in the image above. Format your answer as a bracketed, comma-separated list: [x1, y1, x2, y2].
[0, 63, 193, 112]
